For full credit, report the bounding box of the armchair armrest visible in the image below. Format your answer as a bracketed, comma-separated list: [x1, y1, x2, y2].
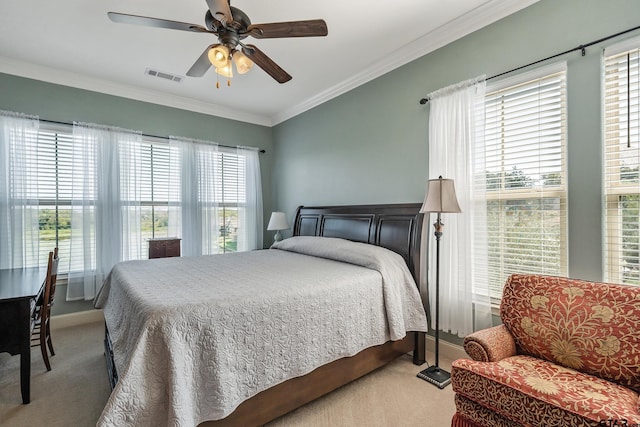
[463, 324, 517, 362]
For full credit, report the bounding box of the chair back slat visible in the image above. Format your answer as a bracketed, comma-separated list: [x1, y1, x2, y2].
[49, 248, 59, 303]
[32, 247, 59, 371]
[40, 248, 59, 313]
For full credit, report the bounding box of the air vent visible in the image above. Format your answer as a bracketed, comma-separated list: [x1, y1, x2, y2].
[144, 68, 184, 83]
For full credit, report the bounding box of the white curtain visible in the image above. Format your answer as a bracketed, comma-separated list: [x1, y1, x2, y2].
[169, 137, 263, 255]
[0, 111, 40, 269]
[169, 136, 219, 256]
[67, 123, 143, 301]
[236, 146, 263, 251]
[427, 76, 492, 337]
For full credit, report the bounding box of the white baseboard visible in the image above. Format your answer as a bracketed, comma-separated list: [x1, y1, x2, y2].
[51, 309, 104, 330]
[425, 334, 467, 362]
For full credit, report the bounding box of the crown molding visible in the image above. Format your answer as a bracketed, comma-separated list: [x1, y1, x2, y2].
[0, 56, 272, 127]
[270, 0, 539, 125]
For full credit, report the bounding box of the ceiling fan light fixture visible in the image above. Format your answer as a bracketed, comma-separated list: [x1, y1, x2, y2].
[208, 45, 230, 68]
[215, 63, 234, 78]
[232, 50, 254, 74]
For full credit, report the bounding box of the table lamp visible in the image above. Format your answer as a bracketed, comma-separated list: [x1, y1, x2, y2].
[267, 211, 289, 243]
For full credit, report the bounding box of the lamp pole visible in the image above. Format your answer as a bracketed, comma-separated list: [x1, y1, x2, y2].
[433, 212, 442, 372]
[417, 175, 459, 389]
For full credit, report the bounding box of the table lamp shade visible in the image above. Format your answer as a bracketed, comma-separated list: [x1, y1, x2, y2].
[420, 176, 461, 214]
[267, 212, 289, 231]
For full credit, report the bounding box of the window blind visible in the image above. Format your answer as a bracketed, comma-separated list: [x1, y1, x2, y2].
[139, 141, 174, 245]
[33, 126, 76, 272]
[214, 149, 246, 252]
[604, 43, 640, 284]
[483, 65, 568, 298]
[29, 124, 251, 274]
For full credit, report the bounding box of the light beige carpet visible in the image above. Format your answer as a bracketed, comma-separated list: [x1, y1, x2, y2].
[0, 321, 456, 426]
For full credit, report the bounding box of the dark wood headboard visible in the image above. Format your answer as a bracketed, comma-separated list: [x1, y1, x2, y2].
[293, 203, 424, 284]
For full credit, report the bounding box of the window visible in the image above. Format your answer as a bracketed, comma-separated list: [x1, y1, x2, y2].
[604, 40, 640, 285]
[482, 63, 568, 299]
[139, 140, 173, 245]
[167, 138, 259, 256]
[33, 125, 74, 272]
[213, 151, 246, 252]
[25, 123, 250, 277]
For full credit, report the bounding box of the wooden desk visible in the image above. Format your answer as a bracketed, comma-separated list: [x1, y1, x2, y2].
[0, 267, 47, 404]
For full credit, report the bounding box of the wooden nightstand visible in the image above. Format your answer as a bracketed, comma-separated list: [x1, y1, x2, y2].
[148, 238, 181, 259]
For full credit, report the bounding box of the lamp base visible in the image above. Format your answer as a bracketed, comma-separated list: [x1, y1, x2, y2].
[417, 366, 451, 389]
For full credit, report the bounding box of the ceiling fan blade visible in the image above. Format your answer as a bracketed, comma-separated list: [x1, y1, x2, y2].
[206, 0, 233, 26]
[245, 20, 328, 39]
[186, 45, 216, 77]
[108, 12, 212, 33]
[242, 45, 292, 84]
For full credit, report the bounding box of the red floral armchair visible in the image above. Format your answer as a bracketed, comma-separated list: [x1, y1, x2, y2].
[450, 274, 640, 427]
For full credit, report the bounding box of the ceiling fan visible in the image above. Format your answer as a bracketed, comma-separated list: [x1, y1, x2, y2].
[108, 0, 328, 85]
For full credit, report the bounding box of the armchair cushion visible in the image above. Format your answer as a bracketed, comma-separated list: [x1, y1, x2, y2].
[452, 355, 640, 425]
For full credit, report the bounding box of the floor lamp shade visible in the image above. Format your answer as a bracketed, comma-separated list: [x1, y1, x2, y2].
[267, 212, 290, 242]
[420, 177, 461, 214]
[417, 176, 461, 389]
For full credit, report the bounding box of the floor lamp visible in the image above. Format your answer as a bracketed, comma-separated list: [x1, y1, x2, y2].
[417, 176, 461, 389]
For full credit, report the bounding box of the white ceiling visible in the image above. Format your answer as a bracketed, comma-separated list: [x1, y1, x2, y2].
[0, 0, 537, 126]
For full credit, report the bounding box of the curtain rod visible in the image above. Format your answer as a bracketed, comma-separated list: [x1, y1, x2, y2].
[39, 118, 266, 153]
[419, 23, 640, 105]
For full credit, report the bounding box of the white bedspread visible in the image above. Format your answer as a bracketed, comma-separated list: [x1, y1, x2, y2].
[95, 237, 428, 427]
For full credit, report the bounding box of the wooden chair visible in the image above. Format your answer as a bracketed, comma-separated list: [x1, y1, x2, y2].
[31, 248, 59, 371]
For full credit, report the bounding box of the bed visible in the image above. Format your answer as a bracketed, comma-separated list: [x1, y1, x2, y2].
[95, 203, 428, 427]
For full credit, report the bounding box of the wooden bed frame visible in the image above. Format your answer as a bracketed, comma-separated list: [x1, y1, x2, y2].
[103, 203, 426, 426]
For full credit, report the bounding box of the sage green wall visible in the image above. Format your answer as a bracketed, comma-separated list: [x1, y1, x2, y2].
[273, 0, 640, 283]
[272, 0, 640, 345]
[0, 73, 274, 315]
